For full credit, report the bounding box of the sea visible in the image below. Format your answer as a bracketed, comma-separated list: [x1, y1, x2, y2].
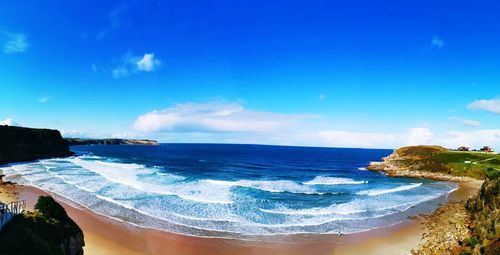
[0, 144, 457, 240]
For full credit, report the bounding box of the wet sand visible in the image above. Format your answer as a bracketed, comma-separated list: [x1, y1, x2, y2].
[2, 179, 481, 255]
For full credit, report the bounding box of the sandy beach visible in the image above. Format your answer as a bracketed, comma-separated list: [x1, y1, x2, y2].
[0, 175, 482, 255]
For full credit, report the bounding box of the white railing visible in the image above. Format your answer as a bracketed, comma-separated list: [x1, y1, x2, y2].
[0, 200, 26, 231]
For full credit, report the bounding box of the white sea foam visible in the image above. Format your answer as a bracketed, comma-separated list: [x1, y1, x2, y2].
[260, 206, 367, 216]
[0, 155, 457, 239]
[259, 187, 440, 219]
[69, 157, 233, 204]
[358, 167, 367, 170]
[356, 183, 422, 196]
[303, 176, 367, 185]
[206, 179, 316, 194]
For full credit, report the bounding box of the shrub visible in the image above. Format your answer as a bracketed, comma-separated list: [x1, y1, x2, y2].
[469, 236, 479, 247]
[34, 196, 69, 222]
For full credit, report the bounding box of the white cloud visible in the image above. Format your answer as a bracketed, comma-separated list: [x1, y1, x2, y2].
[319, 94, 326, 100]
[132, 101, 435, 149]
[38, 97, 50, 103]
[467, 98, 500, 114]
[136, 53, 160, 71]
[318, 130, 398, 148]
[2, 32, 29, 54]
[112, 52, 160, 78]
[318, 128, 433, 149]
[461, 119, 481, 127]
[60, 129, 114, 139]
[133, 101, 317, 133]
[452, 117, 481, 127]
[436, 129, 500, 150]
[317, 128, 499, 150]
[0, 118, 19, 126]
[60, 129, 87, 138]
[406, 127, 434, 145]
[132, 101, 500, 150]
[431, 34, 444, 49]
[112, 67, 128, 78]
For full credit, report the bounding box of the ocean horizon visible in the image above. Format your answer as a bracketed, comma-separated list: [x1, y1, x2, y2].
[1, 144, 457, 240]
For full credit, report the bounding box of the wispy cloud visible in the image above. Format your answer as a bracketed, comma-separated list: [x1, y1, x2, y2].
[318, 128, 434, 148]
[467, 98, 500, 114]
[436, 129, 500, 149]
[133, 101, 316, 133]
[132, 100, 500, 150]
[97, 2, 129, 40]
[112, 66, 128, 79]
[0, 118, 19, 126]
[2, 31, 29, 54]
[319, 94, 326, 100]
[431, 34, 445, 49]
[112, 52, 161, 78]
[38, 97, 50, 103]
[451, 117, 481, 127]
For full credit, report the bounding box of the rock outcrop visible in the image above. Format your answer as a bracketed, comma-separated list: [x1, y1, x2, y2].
[412, 202, 472, 255]
[65, 138, 159, 146]
[0, 126, 73, 165]
[461, 178, 500, 255]
[0, 196, 84, 255]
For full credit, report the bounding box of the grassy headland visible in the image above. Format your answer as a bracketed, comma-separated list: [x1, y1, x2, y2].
[368, 145, 499, 255]
[368, 145, 499, 180]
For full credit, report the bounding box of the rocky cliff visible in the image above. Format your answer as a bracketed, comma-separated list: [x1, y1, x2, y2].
[65, 138, 159, 146]
[0, 196, 84, 255]
[0, 126, 73, 165]
[461, 178, 500, 255]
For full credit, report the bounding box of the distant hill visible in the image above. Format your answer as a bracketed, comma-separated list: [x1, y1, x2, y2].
[0, 125, 73, 165]
[65, 138, 159, 146]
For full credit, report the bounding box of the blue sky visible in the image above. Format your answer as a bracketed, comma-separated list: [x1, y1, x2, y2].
[0, 0, 499, 149]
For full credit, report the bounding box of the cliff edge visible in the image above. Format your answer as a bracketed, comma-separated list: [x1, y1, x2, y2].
[0, 126, 73, 165]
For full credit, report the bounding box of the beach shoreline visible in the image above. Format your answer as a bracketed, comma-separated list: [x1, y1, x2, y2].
[0, 172, 482, 255]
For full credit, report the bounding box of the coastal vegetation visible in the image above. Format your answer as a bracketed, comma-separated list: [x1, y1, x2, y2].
[369, 145, 499, 255]
[368, 145, 499, 180]
[0, 196, 84, 255]
[461, 178, 499, 255]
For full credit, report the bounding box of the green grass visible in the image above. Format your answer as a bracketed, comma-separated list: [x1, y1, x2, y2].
[433, 151, 500, 179]
[391, 146, 500, 180]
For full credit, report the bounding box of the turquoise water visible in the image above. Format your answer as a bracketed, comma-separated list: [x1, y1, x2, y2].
[0, 144, 456, 240]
